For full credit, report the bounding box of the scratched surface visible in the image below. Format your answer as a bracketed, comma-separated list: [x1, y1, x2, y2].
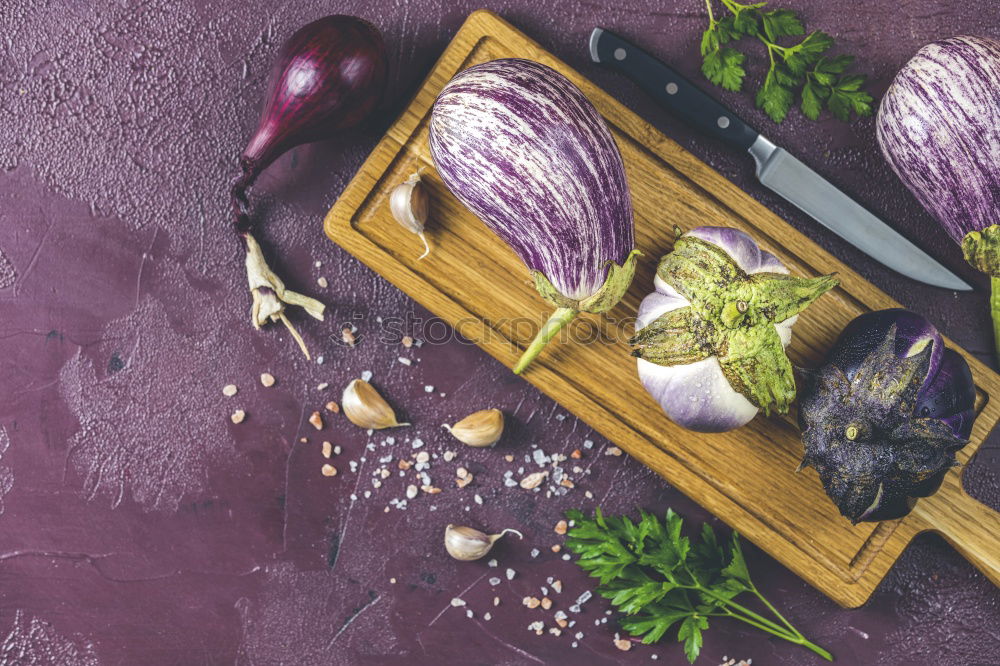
[1, 1, 999, 664]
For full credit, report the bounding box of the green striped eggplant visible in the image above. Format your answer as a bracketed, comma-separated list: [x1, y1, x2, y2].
[876, 36, 1000, 357]
[631, 227, 838, 432]
[429, 58, 638, 374]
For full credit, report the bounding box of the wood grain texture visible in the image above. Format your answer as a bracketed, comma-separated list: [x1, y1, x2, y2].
[323, 9, 1000, 607]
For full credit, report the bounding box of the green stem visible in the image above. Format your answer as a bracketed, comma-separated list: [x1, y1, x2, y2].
[992, 277, 1000, 363]
[720, 607, 833, 661]
[749, 584, 801, 638]
[513, 307, 578, 375]
[700, 585, 832, 661]
[705, 0, 716, 23]
[718, 608, 796, 640]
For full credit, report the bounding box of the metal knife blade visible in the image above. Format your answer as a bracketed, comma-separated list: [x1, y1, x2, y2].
[589, 27, 972, 291]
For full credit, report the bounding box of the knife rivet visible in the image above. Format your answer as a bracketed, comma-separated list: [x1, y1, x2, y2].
[665, 82, 678, 95]
[613, 48, 626, 61]
[717, 116, 730, 129]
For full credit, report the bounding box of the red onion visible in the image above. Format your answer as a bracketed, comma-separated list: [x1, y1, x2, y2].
[235, 16, 388, 357]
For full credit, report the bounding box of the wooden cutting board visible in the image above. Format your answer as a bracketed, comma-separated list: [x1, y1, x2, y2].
[324, 9, 1000, 608]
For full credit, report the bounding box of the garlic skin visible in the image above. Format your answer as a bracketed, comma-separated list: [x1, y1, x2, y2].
[444, 524, 522, 561]
[443, 409, 504, 447]
[389, 172, 431, 259]
[341, 379, 409, 430]
[244, 233, 325, 358]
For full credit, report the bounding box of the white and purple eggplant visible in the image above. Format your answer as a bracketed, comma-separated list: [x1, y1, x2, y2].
[631, 227, 838, 432]
[876, 36, 1000, 356]
[429, 59, 638, 373]
[799, 309, 976, 523]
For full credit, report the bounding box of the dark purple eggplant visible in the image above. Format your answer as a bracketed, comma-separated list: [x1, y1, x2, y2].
[799, 309, 976, 523]
[235, 16, 388, 358]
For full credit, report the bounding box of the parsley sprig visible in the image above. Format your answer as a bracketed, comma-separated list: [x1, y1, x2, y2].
[565, 508, 832, 663]
[700, 0, 873, 123]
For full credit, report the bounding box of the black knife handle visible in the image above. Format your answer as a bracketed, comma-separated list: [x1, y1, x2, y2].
[590, 28, 759, 151]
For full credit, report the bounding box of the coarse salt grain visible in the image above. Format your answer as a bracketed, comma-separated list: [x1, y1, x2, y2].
[606, 446, 623, 456]
[317, 276, 328, 288]
[406, 485, 418, 499]
[554, 520, 568, 535]
[309, 411, 324, 430]
[322, 441, 333, 458]
[222, 384, 238, 397]
[443, 451, 456, 462]
[321, 464, 337, 477]
[317, 382, 329, 390]
[260, 372, 275, 387]
[519, 471, 548, 489]
[397, 357, 412, 366]
[325, 401, 339, 413]
[488, 577, 502, 586]
[487, 559, 498, 568]
[505, 568, 516, 580]
[450, 598, 466, 607]
[230, 410, 246, 424]
[361, 370, 373, 382]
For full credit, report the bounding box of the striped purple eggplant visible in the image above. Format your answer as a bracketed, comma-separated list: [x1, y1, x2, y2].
[799, 309, 975, 523]
[876, 36, 1000, 357]
[631, 227, 838, 432]
[429, 58, 637, 373]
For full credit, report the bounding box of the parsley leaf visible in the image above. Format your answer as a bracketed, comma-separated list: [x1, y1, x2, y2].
[702, 45, 746, 92]
[761, 9, 803, 41]
[565, 508, 833, 663]
[756, 68, 795, 123]
[700, 0, 873, 123]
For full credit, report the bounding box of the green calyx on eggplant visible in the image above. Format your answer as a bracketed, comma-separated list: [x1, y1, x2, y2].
[799, 309, 976, 523]
[631, 226, 838, 432]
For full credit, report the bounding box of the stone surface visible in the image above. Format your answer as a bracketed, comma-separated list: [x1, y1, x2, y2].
[1, 1, 998, 664]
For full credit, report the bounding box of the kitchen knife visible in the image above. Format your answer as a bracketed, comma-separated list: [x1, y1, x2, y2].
[589, 28, 972, 292]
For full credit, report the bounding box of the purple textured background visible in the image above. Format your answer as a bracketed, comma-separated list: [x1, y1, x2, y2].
[1, 1, 998, 664]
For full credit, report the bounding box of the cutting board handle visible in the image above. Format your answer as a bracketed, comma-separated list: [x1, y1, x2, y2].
[915, 471, 1000, 588]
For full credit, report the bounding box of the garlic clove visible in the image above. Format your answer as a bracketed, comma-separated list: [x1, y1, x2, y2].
[341, 379, 409, 430]
[444, 524, 523, 561]
[389, 172, 431, 259]
[443, 408, 504, 447]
